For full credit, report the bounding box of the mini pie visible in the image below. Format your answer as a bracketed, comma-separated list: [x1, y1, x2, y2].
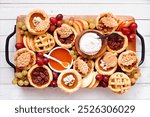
[95, 52, 117, 75]
[25, 9, 50, 35]
[73, 57, 94, 77]
[54, 24, 77, 48]
[27, 64, 53, 89]
[107, 32, 128, 54]
[14, 48, 36, 70]
[108, 72, 131, 94]
[57, 69, 82, 93]
[75, 30, 107, 59]
[96, 13, 120, 35]
[118, 50, 139, 73]
[30, 32, 55, 53]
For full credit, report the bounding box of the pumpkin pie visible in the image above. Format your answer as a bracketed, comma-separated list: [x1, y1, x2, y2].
[57, 69, 82, 93]
[108, 72, 131, 94]
[118, 50, 139, 73]
[27, 64, 53, 89]
[25, 9, 50, 35]
[95, 52, 117, 75]
[96, 13, 120, 35]
[54, 24, 77, 48]
[107, 32, 128, 54]
[14, 48, 36, 70]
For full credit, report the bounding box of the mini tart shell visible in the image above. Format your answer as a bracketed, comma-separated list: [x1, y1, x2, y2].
[57, 69, 82, 94]
[107, 32, 128, 54]
[95, 53, 117, 75]
[75, 29, 107, 59]
[96, 13, 120, 35]
[118, 50, 139, 73]
[54, 24, 77, 49]
[25, 9, 50, 35]
[27, 64, 53, 89]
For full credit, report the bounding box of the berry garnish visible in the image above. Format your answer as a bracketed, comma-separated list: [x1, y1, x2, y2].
[129, 22, 138, 32]
[50, 17, 57, 24]
[56, 14, 63, 21]
[53, 72, 59, 80]
[15, 43, 25, 50]
[121, 27, 131, 35]
[43, 58, 49, 65]
[128, 34, 136, 41]
[95, 74, 103, 81]
[36, 57, 44, 66]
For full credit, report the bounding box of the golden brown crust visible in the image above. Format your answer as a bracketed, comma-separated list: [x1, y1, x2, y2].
[27, 64, 53, 89]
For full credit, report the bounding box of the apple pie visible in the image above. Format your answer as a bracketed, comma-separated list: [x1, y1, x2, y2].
[96, 13, 120, 35]
[54, 24, 77, 48]
[95, 52, 117, 75]
[118, 50, 139, 73]
[25, 9, 50, 35]
[57, 69, 82, 93]
[14, 48, 36, 70]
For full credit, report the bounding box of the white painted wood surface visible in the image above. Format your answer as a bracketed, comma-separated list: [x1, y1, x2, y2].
[0, 0, 150, 100]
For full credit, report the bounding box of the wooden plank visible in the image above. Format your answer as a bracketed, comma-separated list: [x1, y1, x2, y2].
[0, 0, 150, 4]
[0, 84, 150, 99]
[0, 4, 150, 19]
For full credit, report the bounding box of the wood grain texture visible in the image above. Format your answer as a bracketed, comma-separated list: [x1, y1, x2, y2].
[0, 0, 150, 99]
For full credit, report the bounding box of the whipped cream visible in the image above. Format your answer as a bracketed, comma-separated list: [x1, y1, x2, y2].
[79, 32, 102, 55]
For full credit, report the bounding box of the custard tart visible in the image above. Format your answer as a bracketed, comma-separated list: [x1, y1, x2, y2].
[54, 24, 77, 48]
[14, 48, 36, 70]
[25, 9, 50, 35]
[57, 69, 82, 93]
[107, 32, 128, 54]
[96, 13, 120, 35]
[95, 52, 117, 75]
[75, 30, 107, 59]
[28, 64, 53, 89]
[118, 50, 139, 73]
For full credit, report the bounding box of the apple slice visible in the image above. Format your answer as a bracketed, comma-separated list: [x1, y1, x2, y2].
[81, 72, 94, 88]
[78, 19, 89, 30]
[74, 20, 83, 32]
[88, 72, 97, 88]
[92, 80, 100, 88]
[72, 22, 81, 33]
[23, 36, 30, 50]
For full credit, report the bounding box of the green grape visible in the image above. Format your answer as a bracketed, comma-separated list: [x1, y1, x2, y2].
[22, 25, 27, 31]
[24, 31, 29, 36]
[18, 80, 24, 86]
[84, 25, 89, 30]
[15, 72, 23, 78]
[88, 19, 94, 23]
[22, 70, 28, 76]
[20, 30, 24, 35]
[18, 21, 24, 29]
[89, 23, 96, 29]
[12, 78, 18, 85]
[70, 50, 75, 56]
[24, 80, 29, 86]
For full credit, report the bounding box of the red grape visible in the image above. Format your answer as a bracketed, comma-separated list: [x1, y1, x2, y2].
[56, 20, 63, 27]
[49, 24, 56, 32]
[95, 74, 103, 81]
[121, 27, 131, 35]
[56, 14, 63, 21]
[100, 81, 108, 88]
[36, 57, 44, 66]
[43, 58, 49, 65]
[53, 72, 59, 80]
[129, 22, 138, 32]
[103, 76, 109, 83]
[37, 52, 43, 58]
[15, 43, 25, 50]
[50, 17, 57, 24]
[128, 34, 136, 41]
[50, 80, 57, 87]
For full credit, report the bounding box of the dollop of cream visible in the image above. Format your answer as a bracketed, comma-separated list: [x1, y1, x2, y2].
[79, 32, 102, 55]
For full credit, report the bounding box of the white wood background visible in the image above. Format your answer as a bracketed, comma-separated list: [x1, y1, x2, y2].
[0, 0, 150, 100]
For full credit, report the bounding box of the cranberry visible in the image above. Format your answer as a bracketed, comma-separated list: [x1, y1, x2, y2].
[43, 58, 49, 65]
[15, 43, 25, 50]
[36, 57, 44, 66]
[37, 52, 43, 58]
[129, 22, 138, 32]
[50, 80, 57, 87]
[121, 27, 131, 35]
[56, 14, 63, 21]
[103, 76, 109, 83]
[95, 74, 103, 81]
[56, 20, 63, 27]
[53, 72, 59, 80]
[128, 34, 136, 41]
[49, 24, 56, 33]
[50, 17, 57, 24]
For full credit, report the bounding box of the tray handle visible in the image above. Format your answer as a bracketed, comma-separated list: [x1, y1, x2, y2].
[5, 25, 16, 71]
[136, 30, 145, 66]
